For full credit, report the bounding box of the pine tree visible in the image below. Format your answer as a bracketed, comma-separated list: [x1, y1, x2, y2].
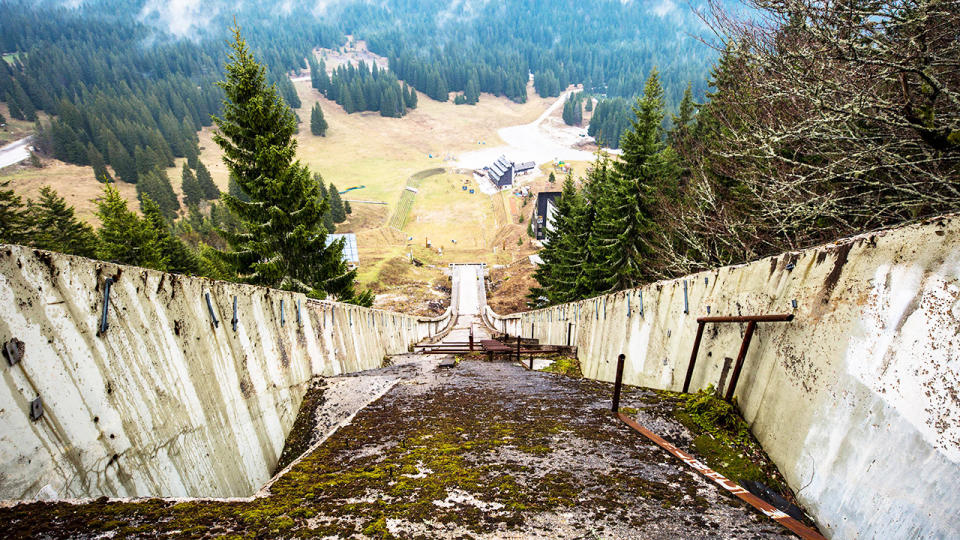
[588, 69, 676, 291]
[108, 140, 137, 183]
[465, 76, 480, 105]
[136, 168, 180, 221]
[181, 163, 203, 206]
[196, 161, 220, 199]
[212, 27, 366, 304]
[0, 109, 6, 125]
[5, 93, 24, 121]
[405, 84, 418, 108]
[345, 200, 352, 214]
[185, 137, 200, 169]
[87, 143, 113, 183]
[0, 180, 28, 244]
[141, 196, 200, 274]
[529, 174, 582, 306]
[96, 184, 165, 268]
[669, 82, 696, 145]
[26, 186, 98, 257]
[228, 172, 250, 202]
[328, 183, 347, 223]
[11, 80, 36, 121]
[548, 172, 556, 184]
[310, 102, 328, 136]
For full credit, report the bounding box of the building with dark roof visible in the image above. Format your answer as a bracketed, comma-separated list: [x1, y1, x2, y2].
[533, 191, 561, 241]
[487, 155, 515, 188]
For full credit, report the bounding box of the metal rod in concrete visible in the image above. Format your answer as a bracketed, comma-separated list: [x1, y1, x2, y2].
[516, 335, 521, 363]
[683, 321, 707, 393]
[612, 353, 626, 412]
[725, 321, 757, 402]
[205, 292, 219, 328]
[99, 278, 113, 335]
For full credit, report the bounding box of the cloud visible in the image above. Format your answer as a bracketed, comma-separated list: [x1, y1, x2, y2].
[139, 0, 221, 38]
[650, 0, 678, 17]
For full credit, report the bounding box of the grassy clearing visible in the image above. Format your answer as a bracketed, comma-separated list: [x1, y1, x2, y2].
[1, 159, 139, 224]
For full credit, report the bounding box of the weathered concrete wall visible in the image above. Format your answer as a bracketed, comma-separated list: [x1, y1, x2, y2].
[489, 216, 960, 539]
[0, 246, 446, 501]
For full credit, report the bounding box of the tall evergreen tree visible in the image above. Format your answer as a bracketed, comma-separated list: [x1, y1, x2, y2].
[26, 186, 98, 257]
[212, 27, 366, 304]
[87, 144, 113, 183]
[141, 196, 201, 274]
[136, 168, 180, 221]
[588, 69, 677, 292]
[181, 163, 203, 206]
[0, 180, 28, 244]
[195, 161, 220, 199]
[96, 184, 165, 268]
[328, 183, 347, 223]
[529, 173, 583, 306]
[310, 102, 328, 136]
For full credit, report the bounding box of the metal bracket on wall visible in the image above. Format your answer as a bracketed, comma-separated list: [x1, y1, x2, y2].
[3, 338, 25, 366]
[205, 292, 219, 328]
[297, 299, 302, 325]
[231, 296, 238, 331]
[683, 280, 689, 314]
[30, 396, 43, 421]
[280, 300, 285, 327]
[683, 314, 795, 401]
[99, 278, 113, 335]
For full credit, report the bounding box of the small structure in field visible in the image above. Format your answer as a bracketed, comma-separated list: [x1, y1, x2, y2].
[326, 233, 359, 269]
[533, 191, 561, 241]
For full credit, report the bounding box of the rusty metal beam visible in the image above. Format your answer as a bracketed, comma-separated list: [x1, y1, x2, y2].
[725, 320, 757, 401]
[697, 314, 794, 323]
[683, 314, 794, 400]
[682, 321, 707, 393]
[617, 412, 825, 540]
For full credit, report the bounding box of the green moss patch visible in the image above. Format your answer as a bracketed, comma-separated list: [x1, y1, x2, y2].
[540, 356, 583, 378]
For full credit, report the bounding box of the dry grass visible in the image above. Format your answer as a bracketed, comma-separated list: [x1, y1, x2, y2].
[487, 257, 539, 315]
[1, 158, 139, 224]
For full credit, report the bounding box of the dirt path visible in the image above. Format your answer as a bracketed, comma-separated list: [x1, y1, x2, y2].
[0, 136, 32, 169]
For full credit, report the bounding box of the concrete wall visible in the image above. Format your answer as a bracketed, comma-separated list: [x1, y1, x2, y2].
[0, 246, 447, 501]
[489, 216, 960, 539]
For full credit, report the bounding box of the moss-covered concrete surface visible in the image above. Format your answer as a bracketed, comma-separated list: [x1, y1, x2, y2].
[0, 356, 802, 539]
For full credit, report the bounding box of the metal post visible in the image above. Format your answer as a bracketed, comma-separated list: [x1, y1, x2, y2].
[682, 321, 706, 393]
[516, 335, 521, 363]
[725, 321, 757, 402]
[469, 327, 474, 352]
[612, 353, 626, 412]
[99, 278, 113, 335]
[205, 292, 219, 328]
[683, 280, 689, 314]
[231, 296, 238, 331]
[529, 354, 534, 370]
[280, 299, 285, 327]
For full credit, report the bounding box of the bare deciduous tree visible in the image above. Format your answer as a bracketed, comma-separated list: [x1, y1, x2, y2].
[670, 0, 960, 274]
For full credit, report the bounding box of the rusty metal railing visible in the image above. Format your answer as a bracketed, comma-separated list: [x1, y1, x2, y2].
[683, 314, 794, 401]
